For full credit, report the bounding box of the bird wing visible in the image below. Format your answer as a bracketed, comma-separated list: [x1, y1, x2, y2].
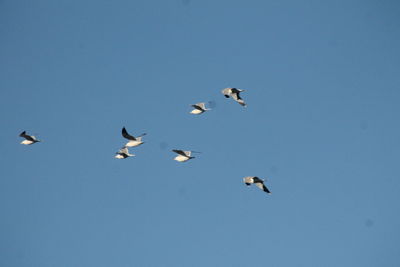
[122, 127, 136, 140]
[252, 177, 264, 183]
[118, 147, 129, 155]
[191, 104, 202, 110]
[192, 103, 206, 110]
[134, 133, 146, 142]
[196, 102, 206, 109]
[255, 182, 271, 194]
[231, 92, 246, 106]
[230, 90, 243, 101]
[20, 131, 35, 141]
[172, 149, 187, 156]
[230, 88, 243, 94]
[229, 89, 246, 106]
[183, 151, 192, 157]
[237, 99, 247, 106]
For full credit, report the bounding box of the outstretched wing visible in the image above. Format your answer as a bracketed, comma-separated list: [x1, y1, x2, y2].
[118, 147, 129, 155]
[231, 91, 242, 100]
[183, 150, 192, 157]
[196, 103, 206, 110]
[230, 88, 242, 94]
[122, 127, 136, 140]
[172, 149, 188, 157]
[231, 91, 246, 106]
[192, 103, 206, 110]
[191, 104, 202, 110]
[19, 131, 35, 141]
[252, 177, 263, 183]
[255, 182, 271, 194]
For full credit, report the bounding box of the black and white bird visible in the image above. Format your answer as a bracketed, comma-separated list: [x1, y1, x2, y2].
[19, 131, 40, 145]
[221, 88, 247, 107]
[190, 102, 211, 115]
[172, 149, 200, 162]
[243, 176, 271, 194]
[115, 147, 134, 159]
[121, 127, 146, 147]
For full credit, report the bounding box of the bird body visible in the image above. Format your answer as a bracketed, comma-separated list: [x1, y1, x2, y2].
[115, 147, 134, 159]
[190, 109, 203, 115]
[122, 127, 146, 147]
[243, 176, 271, 194]
[19, 131, 40, 145]
[221, 88, 247, 107]
[190, 102, 211, 115]
[174, 155, 192, 162]
[125, 138, 144, 147]
[172, 149, 198, 162]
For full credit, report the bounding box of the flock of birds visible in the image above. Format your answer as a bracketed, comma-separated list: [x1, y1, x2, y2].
[19, 88, 271, 195]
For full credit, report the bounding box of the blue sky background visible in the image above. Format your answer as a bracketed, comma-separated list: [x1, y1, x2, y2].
[1, 0, 400, 266]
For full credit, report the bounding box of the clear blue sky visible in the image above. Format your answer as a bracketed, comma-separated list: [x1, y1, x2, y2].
[1, 0, 400, 266]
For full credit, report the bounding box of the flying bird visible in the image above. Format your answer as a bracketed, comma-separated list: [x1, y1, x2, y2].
[121, 127, 146, 147]
[172, 149, 200, 162]
[190, 102, 211, 115]
[243, 176, 271, 194]
[221, 88, 247, 107]
[19, 131, 40, 145]
[115, 147, 134, 159]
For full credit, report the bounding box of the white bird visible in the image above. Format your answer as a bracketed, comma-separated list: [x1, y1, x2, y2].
[221, 88, 247, 107]
[115, 147, 134, 159]
[19, 131, 40, 145]
[172, 149, 200, 162]
[122, 127, 146, 147]
[243, 176, 271, 194]
[190, 102, 211, 115]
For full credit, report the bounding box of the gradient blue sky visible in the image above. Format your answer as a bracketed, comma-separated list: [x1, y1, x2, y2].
[1, 1, 400, 266]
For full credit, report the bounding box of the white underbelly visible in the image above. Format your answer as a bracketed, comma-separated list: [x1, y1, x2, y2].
[174, 155, 189, 162]
[125, 140, 142, 147]
[190, 109, 203, 114]
[21, 140, 34, 145]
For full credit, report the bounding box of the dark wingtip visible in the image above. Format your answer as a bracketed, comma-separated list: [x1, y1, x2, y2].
[19, 131, 26, 137]
[224, 95, 229, 98]
[122, 127, 129, 138]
